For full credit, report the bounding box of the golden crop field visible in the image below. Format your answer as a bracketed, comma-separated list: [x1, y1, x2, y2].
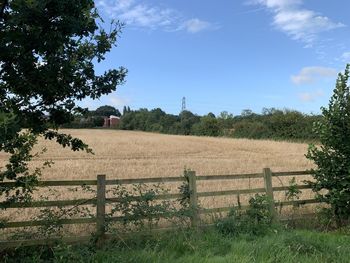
[0, 129, 316, 200]
[0, 129, 317, 236]
[1, 129, 313, 180]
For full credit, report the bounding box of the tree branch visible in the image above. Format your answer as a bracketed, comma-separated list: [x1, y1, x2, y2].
[0, 0, 8, 20]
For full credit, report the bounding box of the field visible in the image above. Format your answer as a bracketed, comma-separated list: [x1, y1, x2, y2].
[0, 129, 317, 235]
[0, 129, 314, 180]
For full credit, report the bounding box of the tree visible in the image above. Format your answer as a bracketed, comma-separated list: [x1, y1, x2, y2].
[122, 106, 131, 115]
[207, 112, 216, 118]
[0, 0, 127, 202]
[306, 64, 350, 225]
[262, 107, 278, 115]
[95, 105, 121, 117]
[123, 106, 128, 115]
[241, 109, 253, 117]
[218, 111, 233, 120]
[179, 110, 200, 135]
[192, 115, 220, 136]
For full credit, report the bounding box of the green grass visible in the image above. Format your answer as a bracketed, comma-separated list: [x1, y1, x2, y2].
[2, 228, 350, 263]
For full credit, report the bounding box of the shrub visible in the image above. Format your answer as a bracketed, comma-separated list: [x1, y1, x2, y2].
[306, 64, 350, 226]
[215, 194, 274, 236]
[93, 116, 105, 127]
[107, 183, 175, 232]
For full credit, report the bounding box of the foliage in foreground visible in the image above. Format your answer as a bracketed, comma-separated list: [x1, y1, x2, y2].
[0, 0, 126, 203]
[306, 64, 350, 226]
[215, 194, 275, 237]
[2, 228, 350, 263]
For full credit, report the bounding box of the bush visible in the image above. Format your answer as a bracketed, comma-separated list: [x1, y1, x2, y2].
[93, 116, 104, 127]
[215, 194, 274, 236]
[306, 64, 350, 226]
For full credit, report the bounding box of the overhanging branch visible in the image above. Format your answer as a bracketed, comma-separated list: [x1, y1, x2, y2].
[0, 0, 8, 20]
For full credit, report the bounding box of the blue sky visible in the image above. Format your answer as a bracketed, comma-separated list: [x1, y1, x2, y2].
[83, 0, 350, 116]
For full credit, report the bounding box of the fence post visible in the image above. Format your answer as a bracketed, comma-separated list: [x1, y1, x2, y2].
[263, 168, 277, 223]
[188, 170, 200, 228]
[96, 174, 106, 245]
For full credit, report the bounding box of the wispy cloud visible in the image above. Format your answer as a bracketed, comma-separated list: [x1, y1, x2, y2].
[249, 0, 345, 46]
[96, 0, 217, 33]
[299, 90, 324, 102]
[341, 52, 350, 62]
[179, 19, 219, 33]
[109, 95, 130, 109]
[291, 66, 337, 85]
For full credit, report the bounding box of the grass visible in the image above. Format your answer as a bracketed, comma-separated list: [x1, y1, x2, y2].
[2, 228, 350, 263]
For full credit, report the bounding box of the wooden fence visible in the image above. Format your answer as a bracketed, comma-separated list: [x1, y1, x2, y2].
[0, 168, 318, 248]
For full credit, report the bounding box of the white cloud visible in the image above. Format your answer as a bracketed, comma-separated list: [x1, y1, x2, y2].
[341, 52, 350, 62]
[299, 90, 324, 102]
[251, 0, 302, 9]
[180, 19, 219, 33]
[291, 66, 337, 85]
[96, 0, 216, 33]
[250, 0, 345, 46]
[109, 95, 129, 108]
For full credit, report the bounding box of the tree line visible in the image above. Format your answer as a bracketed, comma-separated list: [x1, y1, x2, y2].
[64, 106, 321, 141]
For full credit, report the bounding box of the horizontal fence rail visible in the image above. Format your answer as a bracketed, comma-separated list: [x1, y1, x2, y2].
[0, 168, 316, 248]
[0, 199, 96, 209]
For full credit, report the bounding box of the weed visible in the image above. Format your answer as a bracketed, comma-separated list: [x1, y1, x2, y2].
[215, 194, 275, 237]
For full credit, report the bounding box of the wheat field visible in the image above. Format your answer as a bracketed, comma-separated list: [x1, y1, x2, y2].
[0, 129, 313, 179]
[0, 129, 316, 202]
[0, 129, 317, 235]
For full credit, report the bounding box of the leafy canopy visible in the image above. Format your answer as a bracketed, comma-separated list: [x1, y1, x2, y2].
[306, 64, 350, 225]
[0, 0, 127, 202]
[94, 105, 121, 117]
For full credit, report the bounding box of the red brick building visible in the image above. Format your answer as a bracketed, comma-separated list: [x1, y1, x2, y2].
[103, 115, 120, 128]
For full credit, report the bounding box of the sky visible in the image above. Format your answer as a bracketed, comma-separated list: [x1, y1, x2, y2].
[83, 0, 350, 116]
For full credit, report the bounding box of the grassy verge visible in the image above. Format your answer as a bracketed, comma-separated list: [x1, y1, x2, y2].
[2, 227, 350, 263]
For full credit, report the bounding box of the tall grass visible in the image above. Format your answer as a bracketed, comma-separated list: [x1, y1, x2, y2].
[2, 228, 350, 263]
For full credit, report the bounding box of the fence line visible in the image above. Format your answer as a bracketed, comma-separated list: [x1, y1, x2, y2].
[0, 168, 316, 248]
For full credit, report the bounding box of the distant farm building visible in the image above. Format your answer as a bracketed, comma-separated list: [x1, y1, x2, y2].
[103, 115, 120, 128]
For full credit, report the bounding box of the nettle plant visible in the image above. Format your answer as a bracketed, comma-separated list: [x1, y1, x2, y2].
[306, 64, 350, 226]
[107, 183, 175, 232]
[216, 194, 274, 237]
[285, 177, 302, 203]
[284, 177, 302, 226]
[6, 187, 95, 240]
[106, 170, 194, 232]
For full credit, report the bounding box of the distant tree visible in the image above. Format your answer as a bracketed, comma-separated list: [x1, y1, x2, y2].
[123, 106, 127, 115]
[306, 64, 350, 226]
[217, 111, 234, 132]
[207, 112, 216, 118]
[192, 115, 220, 136]
[160, 114, 179, 134]
[179, 110, 200, 135]
[145, 108, 166, 131]
[0, 0, 127, 202]
[122, 106, 131, 115]
[262, 107, 278, 115]
[95, 105, 121, 117]
[218, 111, 234, 120]
[93, 116, 105, 127]
[241, 109, 254, 117]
